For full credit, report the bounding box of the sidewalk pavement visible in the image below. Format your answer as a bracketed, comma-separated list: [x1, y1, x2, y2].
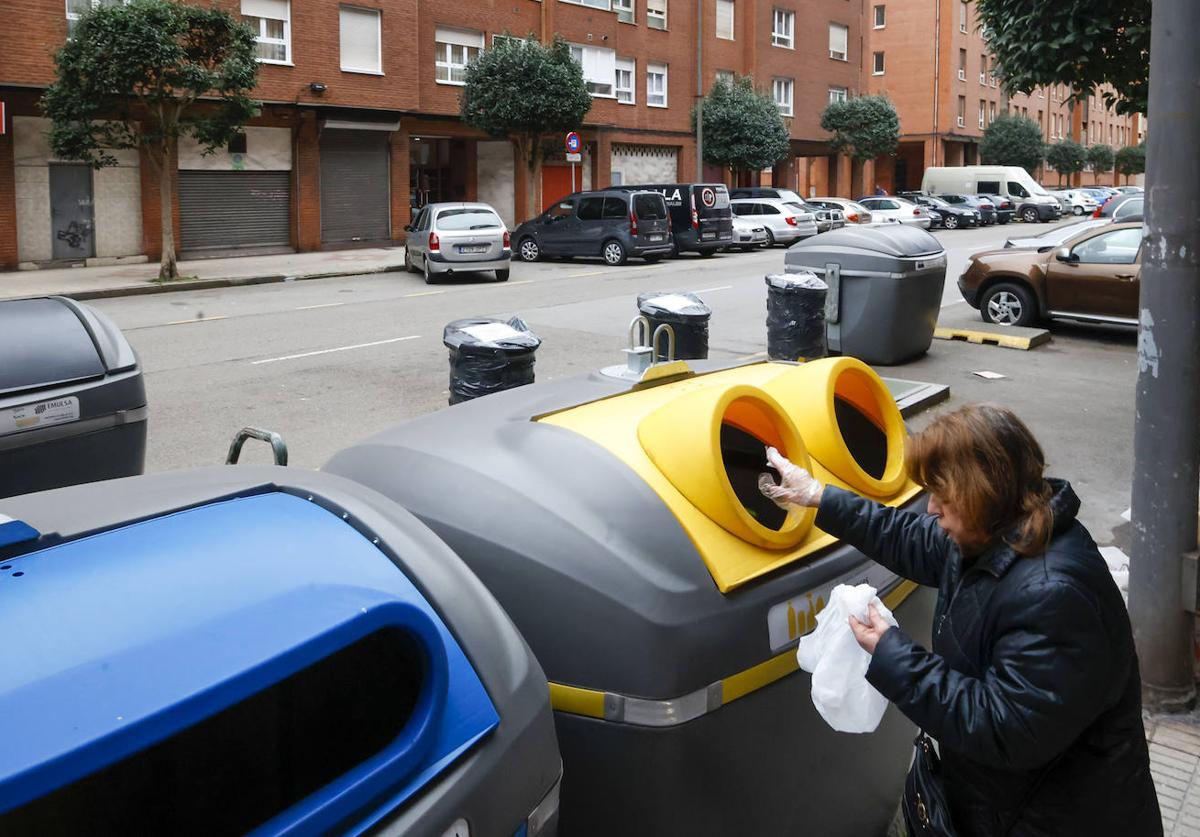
[0, 246, 407, 302]
[1148, 711, 1200, 836]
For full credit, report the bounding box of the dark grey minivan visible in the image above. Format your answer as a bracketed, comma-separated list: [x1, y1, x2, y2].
[512, 190, 673, 265]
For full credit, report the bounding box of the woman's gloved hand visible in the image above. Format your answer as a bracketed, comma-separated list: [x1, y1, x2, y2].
[758, 446, 824, 509]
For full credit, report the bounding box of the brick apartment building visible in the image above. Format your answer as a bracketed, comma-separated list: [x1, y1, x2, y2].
[0, 0, 874, 270]
[859, 0, 1144, 194]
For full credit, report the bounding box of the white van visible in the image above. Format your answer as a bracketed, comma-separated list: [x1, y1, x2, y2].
[920, 166, 1062, 223]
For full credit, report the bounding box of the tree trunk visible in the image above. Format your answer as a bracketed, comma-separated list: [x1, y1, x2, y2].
[157, 141, 178, 280]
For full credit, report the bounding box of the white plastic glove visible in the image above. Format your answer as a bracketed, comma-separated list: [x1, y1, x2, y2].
[758, 446, 824, 509]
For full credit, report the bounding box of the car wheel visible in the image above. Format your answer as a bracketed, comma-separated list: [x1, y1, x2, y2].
[981, 282, 1037, 327]
[404, 248, 416, 273]
[518, 238, 540, 262]
[423, 257, 435, 285]
[942, 214, 959, 230]
[1021, 207, 1040, 223]
[998, 217, 1010, 225]
[1072, 206, 1085, 216]
[764, 229, 777, 247]
[494, 268, 510, 281]
[602, 239, 628, 266]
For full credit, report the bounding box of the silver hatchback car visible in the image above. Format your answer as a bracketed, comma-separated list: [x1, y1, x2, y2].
[405, 202, 511, 284]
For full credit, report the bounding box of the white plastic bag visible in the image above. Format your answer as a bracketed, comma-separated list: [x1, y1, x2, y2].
[797, 583, 899, 734]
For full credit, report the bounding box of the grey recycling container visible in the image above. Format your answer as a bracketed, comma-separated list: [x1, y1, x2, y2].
[0, 466, 561, 837]
[326, 356, 937, 837]
[783, 224, 946, 365]
[637, 291, 711, 360]
[0, 296, 147, 499]
[444, 316, 541, 405]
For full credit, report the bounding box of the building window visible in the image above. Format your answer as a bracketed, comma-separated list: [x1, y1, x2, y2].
[647, 62, 667, 106]
[613, 0, 634, 23]
[616, 57, 635, 103]
[989, 59, 998, 87]
[829, 86, 848, 104]
[240, 0, 290, 63]
[979, 53, 987, 84]
[646, 0, 666, 28]
[435, 27, 482, 85]
[570, 44, 617, 97]
[772, 9, 794, 49]
[872, 51, 884, 75]
[957, 96, 965, 128]
[773, 78, 793, 116]
[829, 23, 848, 61]
[560, 0, 611, 8]
[716, 0, 734, 39]
[958, 49, 966, 81]
[989, 101, 996, 124]
[959, 0, 968, 32]
[978, 100, 986, 129]
[66, 0, 126, 36]
[339, 5, 381, 74]
[873, 4, 885, 28]
[715, 69, 735, 88]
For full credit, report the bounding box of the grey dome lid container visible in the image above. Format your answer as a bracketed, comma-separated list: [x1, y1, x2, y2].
[0, 466, 562, 836]
[783, 226, 947, 365]
[0, 296, 147, 499]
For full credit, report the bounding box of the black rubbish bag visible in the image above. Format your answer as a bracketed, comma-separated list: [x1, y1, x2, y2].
[765, 272, 828, 362]
[636, 291, 711, 361]
[443, 316, 541, 405]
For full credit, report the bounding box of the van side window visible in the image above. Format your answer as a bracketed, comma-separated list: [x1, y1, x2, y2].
[602, 197, 629, 219]
[1007, 182, 1029, 198]
[577, 197, 605, 221]
[633, 194, 667, 219]
[547, 201, 575, 221]
[978, 180, 1000, 193]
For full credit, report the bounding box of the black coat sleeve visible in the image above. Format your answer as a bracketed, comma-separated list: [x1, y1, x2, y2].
[865, 580, 1114, 770]
[815, 486, 953, 588]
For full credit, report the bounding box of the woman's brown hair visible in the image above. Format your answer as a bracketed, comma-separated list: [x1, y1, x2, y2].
[905, 404, 1054, 555]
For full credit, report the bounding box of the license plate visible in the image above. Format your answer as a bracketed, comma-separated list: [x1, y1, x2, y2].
[701, 231, 717, 240]
[648, 234, 664, 242]
[459, 245, 488, 254]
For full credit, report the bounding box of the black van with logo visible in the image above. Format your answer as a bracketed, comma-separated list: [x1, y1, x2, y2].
[511, 189, 673, 266]
[616, 183, 733, 256]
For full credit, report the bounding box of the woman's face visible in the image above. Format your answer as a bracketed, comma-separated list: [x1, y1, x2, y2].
[927, 493, 983, 550]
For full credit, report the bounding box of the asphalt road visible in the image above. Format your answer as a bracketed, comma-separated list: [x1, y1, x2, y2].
[92, 217, 1137, 544]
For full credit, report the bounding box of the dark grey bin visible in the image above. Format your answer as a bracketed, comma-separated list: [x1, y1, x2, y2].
[0, 297, 147, 499]
[783, 225, 947, 365]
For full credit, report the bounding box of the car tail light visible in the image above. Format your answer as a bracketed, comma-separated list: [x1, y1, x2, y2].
[690, 193, 699, 229]
[847, 213, 859, 223]
[502, 230, 511, 248]
[629, 209, 639, 236]
[1092, 207, 1102, 219]
[913, 208, 921, 215]
[785, 216, 798, 226]
[428, 231, 440, 251]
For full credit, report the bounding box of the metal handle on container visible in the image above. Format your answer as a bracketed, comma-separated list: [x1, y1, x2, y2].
[652, 323, 676, 363]
[226, 427, 289, 466]
[628, 315, 651, 350]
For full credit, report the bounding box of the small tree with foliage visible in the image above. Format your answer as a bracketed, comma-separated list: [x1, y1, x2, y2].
[41, 0, 258, 280]
[974, 0, 1149, 115]
[1115, 144, 1147, 185]
[1086, 144, 1115, 185]
[819, 95, 900, 162]
[979, 114, 1046, 173]
[1045, 139, 1087, 185]
[462, 36, 591, 223]
[693, 76, 790, 176]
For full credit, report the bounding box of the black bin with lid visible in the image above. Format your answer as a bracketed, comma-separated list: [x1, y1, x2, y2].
[0, 296, 146, 499]
[636, 291, 711, 360]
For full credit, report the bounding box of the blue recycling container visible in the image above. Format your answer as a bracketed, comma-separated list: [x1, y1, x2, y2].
[0, 466, 561, 836]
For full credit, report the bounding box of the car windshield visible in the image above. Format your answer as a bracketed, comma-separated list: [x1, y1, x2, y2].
[784, 202, 809, 213]
[923, 196, 950, 207]
[775, 189, 805, 204]
[1041, 219, 1109, 246]
[436, 208, 501, 230]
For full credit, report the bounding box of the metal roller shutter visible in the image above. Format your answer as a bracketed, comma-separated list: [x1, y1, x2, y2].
[610, 144, 678, 186]
[319, 130, 390, 243]
[178, 171, 291, 252]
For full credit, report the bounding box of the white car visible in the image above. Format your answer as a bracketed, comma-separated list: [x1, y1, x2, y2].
[810, 197, 896, 226]
[1051, 190, 1100, 216]
[729, 198, 818, 246]
[729, 214, 769, 251]
[857, 196, 933, 229]
[405, 202, 510, 284]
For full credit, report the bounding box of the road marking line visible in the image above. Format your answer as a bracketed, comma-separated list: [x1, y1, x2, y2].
[404, 290, 445, 298]
[940, 299, 967, 308]
[567, 270, 607, 278]
[737, 351, 769, 360]
[693, 285, 733, 293]
[161, 316, 228, 326]
[506, 279, 536, 286]
[296, 302, 344, 310]
[251, 335, 420, 365]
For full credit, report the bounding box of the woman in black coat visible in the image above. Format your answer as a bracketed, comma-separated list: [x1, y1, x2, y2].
[761, 404, 1161, 836]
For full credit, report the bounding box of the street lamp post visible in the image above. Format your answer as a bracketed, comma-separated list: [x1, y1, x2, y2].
[1129, 0, 1200, 713]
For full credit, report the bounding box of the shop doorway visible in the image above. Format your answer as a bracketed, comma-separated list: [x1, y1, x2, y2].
[49, 164, 96, 261]
[410, 137, 470, 214]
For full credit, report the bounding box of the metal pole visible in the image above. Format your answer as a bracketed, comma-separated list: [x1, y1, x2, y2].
[695, 0, 703, 181]
[1129, 0, 1200, 713]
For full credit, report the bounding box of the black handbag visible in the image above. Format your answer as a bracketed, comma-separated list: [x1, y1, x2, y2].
[903, 731, 958, 837]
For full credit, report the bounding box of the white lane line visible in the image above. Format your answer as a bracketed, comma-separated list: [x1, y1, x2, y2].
[941, 299, 967, 308]
[251, 335, 420, 365]
[404, 290, 445, 298]
[693, 285, 734, 293]
[161, 315, 228, 326]
[737, 351, 769, 361]
[296, 302, 344, 310]
[567, 270, 607, 278]
[506, 279, 536, 286]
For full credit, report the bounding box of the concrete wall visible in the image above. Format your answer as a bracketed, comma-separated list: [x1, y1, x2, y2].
[476, 140, 515, 229]
[610, 144, 678, 186]
[13, 117, 142, 262]
[178, 126, 293, 171]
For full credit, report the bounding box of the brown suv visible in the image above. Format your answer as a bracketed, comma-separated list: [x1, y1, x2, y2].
[957, 221, 1142, 326]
